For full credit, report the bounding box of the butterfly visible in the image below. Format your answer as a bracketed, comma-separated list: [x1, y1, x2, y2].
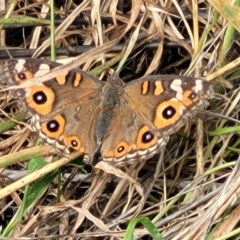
[0, 59, 213, 165]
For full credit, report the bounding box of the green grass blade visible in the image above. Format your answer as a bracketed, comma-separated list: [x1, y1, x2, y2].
[2, 158, 58, 236]
[124, 217, 163, 240]
[209, 126, 240, 136]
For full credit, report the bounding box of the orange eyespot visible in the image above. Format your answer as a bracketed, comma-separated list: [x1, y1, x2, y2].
[154, 100, 184, 129]
[26, 85, 55, 115]
[41, 115, 65, 139]
[182, 89, 199, 106]
[162, 105, 176, 119]
[136, 126, 157, 148]
[63, 135, 85, 152]
[13, 68, 33, 83]
[104, 141, 131, 158]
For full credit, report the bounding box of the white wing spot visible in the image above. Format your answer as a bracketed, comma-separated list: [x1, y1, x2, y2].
[195, 80, 203, 93]
[170, 79, 183, 100]
[15, 59, 26, 73]
[34, 64, 51, 77]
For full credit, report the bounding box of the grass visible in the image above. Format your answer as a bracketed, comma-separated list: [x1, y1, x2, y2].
[0, 0, 240, 239]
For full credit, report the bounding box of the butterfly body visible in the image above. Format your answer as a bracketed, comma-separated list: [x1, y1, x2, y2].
[95, 77, 121, 144]
[0, 59, 213, 165]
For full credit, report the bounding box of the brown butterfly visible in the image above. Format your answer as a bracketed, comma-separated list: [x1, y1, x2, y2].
[0, 59, 213, 165]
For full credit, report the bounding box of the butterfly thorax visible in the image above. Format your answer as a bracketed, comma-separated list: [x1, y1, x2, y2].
[95, 81, 121, 144]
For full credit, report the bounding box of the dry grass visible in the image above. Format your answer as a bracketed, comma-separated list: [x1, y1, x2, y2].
[0, 0, 240, 239]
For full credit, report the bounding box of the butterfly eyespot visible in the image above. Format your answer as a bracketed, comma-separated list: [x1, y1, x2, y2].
[137, 126, 157, 148]
[71, 139, 78, 147]
[18, 72, 26, 80]
[46, 119, 60, 132]
[33, 91, 47, 104]
[188, 91, 197, 100]
[104, 142, 131, 159]
[142, 131, 154, 143]
[162, 105, 176, 119]
[41, 115, 65, 138]
[117, 146, 125, 153]
[27, 86, 55, 115]
[14, 67, 33, 82]
[154, 100, 184, 129]
[64, 136, 82, 151]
